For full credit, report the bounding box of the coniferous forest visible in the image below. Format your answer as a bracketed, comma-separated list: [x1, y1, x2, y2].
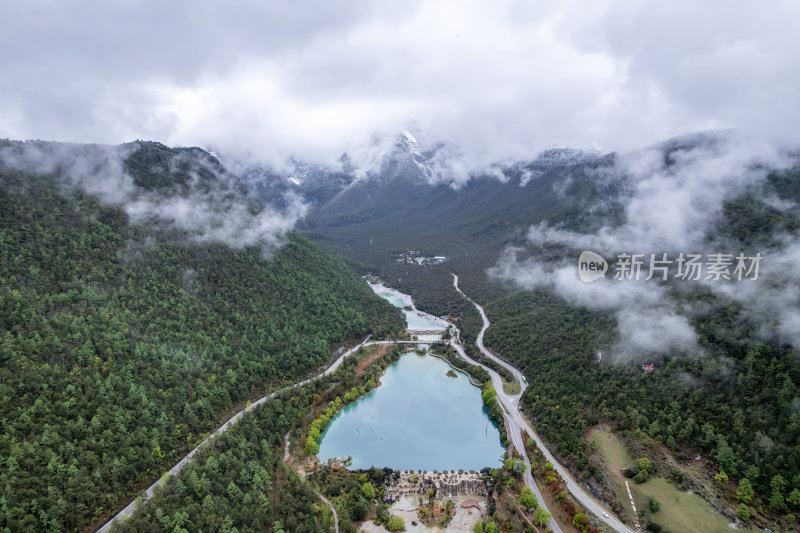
[114, 344, 406, 533]
[317, 166, 800, 521]
[483, 288, 800, 508]
[0, 154, 404, 531]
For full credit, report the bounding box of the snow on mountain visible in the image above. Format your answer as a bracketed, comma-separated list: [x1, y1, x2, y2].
[231, 133, 603, 206]
[531, 147, 601, 166]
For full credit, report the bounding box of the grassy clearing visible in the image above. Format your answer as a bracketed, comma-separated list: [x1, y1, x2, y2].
[591, 429, 757, 533]
[592, 430, 636, 519]
[503, 379, 521, 395]
[593, 430, 629, 473]
[636, 478, 740, 533]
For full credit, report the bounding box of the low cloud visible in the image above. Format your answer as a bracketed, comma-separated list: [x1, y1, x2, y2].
[489, 248, 697, 356]
[489, 132, 800, 358]
[714, 240, 800, 348]
[0, 141, 306, 256]
[2, 2, 799, 188]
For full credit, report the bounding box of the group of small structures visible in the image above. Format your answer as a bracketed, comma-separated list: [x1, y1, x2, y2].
[383, 469, 492, 503]
[397, 250, 447, 265]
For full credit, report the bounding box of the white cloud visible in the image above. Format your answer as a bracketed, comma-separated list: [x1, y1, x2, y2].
[0, 141, 306, 256]
[489, 133, 800, 357]
[488, 249, 698, 357]
[1, 1, 798, 178]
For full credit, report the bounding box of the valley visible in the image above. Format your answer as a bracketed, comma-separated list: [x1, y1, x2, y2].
[3, 135, 799, 533]
[294, 132, 800, 533]
[4, 4, 800, 531]
[101, 276, 609, 533]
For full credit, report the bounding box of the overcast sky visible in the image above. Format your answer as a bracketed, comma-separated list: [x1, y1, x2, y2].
[2, 0, 799, 168]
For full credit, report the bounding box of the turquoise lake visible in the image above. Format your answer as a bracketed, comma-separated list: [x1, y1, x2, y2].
[318, 353, 504, 470]
[377, 291, 445, 331]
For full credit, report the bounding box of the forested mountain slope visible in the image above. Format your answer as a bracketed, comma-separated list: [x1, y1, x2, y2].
[484, 287, 800, 502]
[0, 142, 404, 531]
[300, 133, 800, 520]
[303, 158, 594, 292]
[481, 163, 800, 511]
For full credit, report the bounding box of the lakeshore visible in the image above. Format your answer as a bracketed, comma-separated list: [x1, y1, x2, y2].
[317, 351, 504, 471]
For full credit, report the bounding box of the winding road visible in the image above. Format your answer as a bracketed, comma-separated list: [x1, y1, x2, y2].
[98, 335, 374, 532]
[450, 275, 561, 533]
[100, 275, 634, 533]
[451, 274, 634, 533]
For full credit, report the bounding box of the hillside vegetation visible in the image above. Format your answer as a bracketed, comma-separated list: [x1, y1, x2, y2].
[484, 289, 800, 506]
[482, 170, 800, 518]
[306, 143, 800, 521]
[0, 147, 404, 531]
[114, 345, 406, 533]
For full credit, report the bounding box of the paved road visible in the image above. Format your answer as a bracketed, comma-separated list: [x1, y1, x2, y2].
[452, 274, 634, 533]
[450, 275, 561, 533]
[98, 335, 374, 532]
[99, 273, 634, 533]
[448, 340, 559, 533]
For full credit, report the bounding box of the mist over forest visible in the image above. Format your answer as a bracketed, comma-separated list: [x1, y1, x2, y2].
[2, 2, 800, 533]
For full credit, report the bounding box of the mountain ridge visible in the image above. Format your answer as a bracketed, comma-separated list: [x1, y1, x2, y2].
[0, 140, 405, 531]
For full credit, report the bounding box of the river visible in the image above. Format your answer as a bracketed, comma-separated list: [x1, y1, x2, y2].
[374, 288, 447, 332]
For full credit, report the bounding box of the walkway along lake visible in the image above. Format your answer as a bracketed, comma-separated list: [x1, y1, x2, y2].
[317, 351, 504, 471]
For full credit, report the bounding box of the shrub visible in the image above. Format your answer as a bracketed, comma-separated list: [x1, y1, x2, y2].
[533, 507, 552, 526]
[520, 486, 537, 509]
[572, 512, 588, 529]
[361, 481, 376, 500]
[386, 515, 405, 531]
[736, 503, 750, 520]
[648, 496, 661, 513]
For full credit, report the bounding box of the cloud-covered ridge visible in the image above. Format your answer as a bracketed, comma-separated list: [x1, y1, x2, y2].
[2, 1, 799, 181]
[0, 140, 307, 256]
[489, 132, 800, 358]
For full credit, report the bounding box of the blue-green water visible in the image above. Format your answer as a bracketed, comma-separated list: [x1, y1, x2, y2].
[318, 353, 504, 470]
[377, 292, 445, 331]
[405, 311, 445, 331]
[378, 292, 405, 308]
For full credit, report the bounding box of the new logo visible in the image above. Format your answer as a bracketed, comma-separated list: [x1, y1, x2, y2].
[578, 251, 608, 282]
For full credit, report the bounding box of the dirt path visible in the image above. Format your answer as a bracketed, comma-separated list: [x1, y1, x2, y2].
[284, 431, 339, 533]
[97, 336, 372, 532]
[355, 343, 391, 375]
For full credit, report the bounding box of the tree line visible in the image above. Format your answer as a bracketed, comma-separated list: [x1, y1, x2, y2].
[0, 165, 404, 531]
